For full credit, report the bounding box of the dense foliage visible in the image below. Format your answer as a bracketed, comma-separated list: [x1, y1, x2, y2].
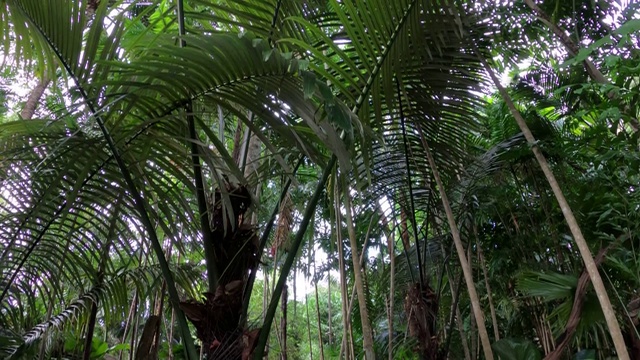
[0, 0, 639, 359]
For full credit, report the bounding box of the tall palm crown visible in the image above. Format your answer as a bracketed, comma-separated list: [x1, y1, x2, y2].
[7, 0, 635, 359]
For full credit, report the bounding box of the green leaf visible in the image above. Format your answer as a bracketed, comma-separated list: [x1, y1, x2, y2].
[614, 19, 640, 36]
[492, 338, 542, 360]
[91, 339, 109, 358]
[108, 343, 131, 352]
[262, 48, 274, 61]
[302, 71, 317, 100]
[517, 271, 577, 301]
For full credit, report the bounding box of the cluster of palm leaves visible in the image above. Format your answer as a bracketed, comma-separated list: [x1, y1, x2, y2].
[1, 0, 639, 359]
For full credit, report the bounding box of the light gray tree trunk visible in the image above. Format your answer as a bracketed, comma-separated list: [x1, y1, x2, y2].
[20, 77, 50, 120]
[341, 175, 375, 360]
[335, 175, 352, 360]
[416, 127, 494, 360]
[477, 46, 630, 360]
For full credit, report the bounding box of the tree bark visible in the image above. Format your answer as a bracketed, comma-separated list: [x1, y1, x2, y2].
[313, 261, 325, 360]
[305, 292, 314, 360]
[476, 47, 630, 360]
[20, 76, 50, 120]
[342, 175, 376, 360]
[476, 231, 499, 341]
[135, 316, 161, 360]
[280, 285, 288, 360]
[416, 127, 494, 360]
[386, 220, 395, 360]
[335, 174, 352, 360]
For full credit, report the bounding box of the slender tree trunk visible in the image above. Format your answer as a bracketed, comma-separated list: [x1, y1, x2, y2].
[119, 292, 138, 360]
[456, 306, 471, 360]
[341, 175, 375, 360]
[415, 127, 494, 360]
[168, 306, 175, 360]
[20, 76, 50, 120]
[475, 47, 631, 360]
[83, 302, 99, 360]
[328, 274, 333, 347]
[306, 292, 315, 360]
[314, 261, 325, 360]
[387, 224, 395, 360]
[135, 315, 161, 360]
[84, 212, 117, 360]
[400, 208, 411, 252]
[475, 227, 499, 341]
[335, 175, 352, 360]
[447, 267, 471, 360]
[149, 282, 166, 359]
[468, 247, 478, 360]
[346, 232, 372, 321]
[280, 285, 288, 360]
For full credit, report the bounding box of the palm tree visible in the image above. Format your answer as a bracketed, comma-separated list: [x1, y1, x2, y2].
[7, 1, 637, 359]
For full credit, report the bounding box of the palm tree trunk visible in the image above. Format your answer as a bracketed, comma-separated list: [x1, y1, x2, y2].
[386, 222, 396, 360]
[253, 157, 337, 360]
[84, 212, 117, 360]
[475, 226, 499, 341]
[416, 127, 494, 360]
[168, 306, 175, 360]
[456, 307, 471, 360]
[314, 261, 325, 360]
[400, 208, 411, 252]
[20, 76, 51, 120]
[83, 302, 99, 360]
[119, 292, 138, 360]
[476, 47, 630, 360]
[149, 282, 167, 359]
[306, 292, 315, 360]
[341, 175, 375, 360]
[335, 174, 352, 360]
[280, 285, 288, 360]
[328, 274, 333, 347]
[447, 266, 471, 360]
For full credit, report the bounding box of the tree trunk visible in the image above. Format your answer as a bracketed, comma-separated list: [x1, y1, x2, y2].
[335, 174, 352, 360]
[387, 220, 396, 360]
[305, 292, 314, 360]
[135, 315, 161, 360]
[280, 285, 288, 360]
[83, 301, 99, 360]
[149, 282, 167, 360]
[313, 261, 325, 360]
[476, 47, 630, 360]
[20, 76, 50, 120]
[416, 127, 494, 360]
[400, 208, 411, 252]
[447, 268, 471, 360]
[180, 182, 257, 360]
[341, 175, 376, 360]
[475, 229, 499, 341]
[327, 274, 333, 347]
